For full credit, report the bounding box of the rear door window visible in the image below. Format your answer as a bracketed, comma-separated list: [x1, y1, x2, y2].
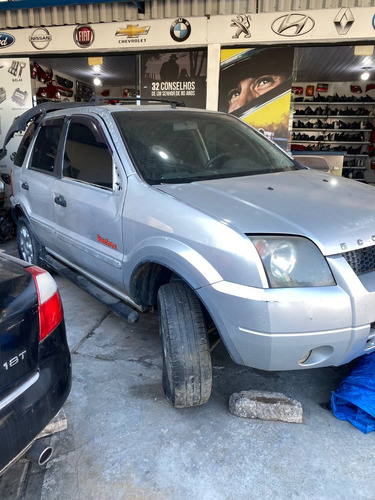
[63, 116, 113, 189]
[29, 118, 63, 174]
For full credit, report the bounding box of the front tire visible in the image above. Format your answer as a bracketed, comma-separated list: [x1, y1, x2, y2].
[157, 282, 212, 408]
[16, 216, 45, 267]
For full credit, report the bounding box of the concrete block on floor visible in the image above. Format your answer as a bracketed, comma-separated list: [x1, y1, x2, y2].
[229, 390, 303, 423]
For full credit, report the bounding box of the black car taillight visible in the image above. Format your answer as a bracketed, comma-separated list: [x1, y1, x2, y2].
[10, 169, 13, 197]
[26, 266, 64, 341]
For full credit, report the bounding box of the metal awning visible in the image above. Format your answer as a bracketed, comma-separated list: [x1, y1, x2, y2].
[0, 0, 141, 10]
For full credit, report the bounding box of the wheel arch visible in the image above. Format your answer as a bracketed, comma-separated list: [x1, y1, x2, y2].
[128, 239, 222, 308]
[12, 203, 27, 223]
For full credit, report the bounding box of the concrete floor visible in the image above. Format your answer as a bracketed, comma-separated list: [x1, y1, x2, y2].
[0, 237, 374, 500]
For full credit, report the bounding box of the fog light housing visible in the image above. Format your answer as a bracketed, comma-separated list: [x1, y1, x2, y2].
[298, 350, 312, 364]
[298, 346, 334, 366]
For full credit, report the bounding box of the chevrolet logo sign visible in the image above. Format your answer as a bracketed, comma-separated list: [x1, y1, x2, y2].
[116, 25, 150, 37]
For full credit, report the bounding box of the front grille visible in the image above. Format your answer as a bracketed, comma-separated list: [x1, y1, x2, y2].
[342, 245, 375, 275]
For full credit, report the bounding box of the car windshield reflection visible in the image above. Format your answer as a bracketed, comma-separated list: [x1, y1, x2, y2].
[113, 110, 298, 185]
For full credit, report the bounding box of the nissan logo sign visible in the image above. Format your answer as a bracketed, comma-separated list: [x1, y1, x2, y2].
[0, 32, 15, 48]
[29, 27, 52, 50]
[271, 14, 315, 37]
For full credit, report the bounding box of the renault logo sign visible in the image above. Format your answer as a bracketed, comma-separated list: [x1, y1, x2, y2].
[334, 8, 354, 35]
[271, 13, 314, 37]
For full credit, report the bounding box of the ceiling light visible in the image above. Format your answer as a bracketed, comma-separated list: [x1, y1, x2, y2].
[361, 69, 370, 81]
[354, 46, 374, 56]
[93, 76, 102, 86]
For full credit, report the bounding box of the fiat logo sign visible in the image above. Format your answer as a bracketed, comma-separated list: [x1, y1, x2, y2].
[271, 13, 315, 37]
[0, 32, 15, 48]
[74, 25, 94, 47]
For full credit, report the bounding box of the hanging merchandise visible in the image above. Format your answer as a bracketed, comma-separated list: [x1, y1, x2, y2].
[36, 81, 61, 100]
[292, 86, 303, 95]
[316, 83, 328, 92]
[31, 62, 53, 83]
[350, 85, 363, 94]
[56, 85, 73, 97]
[305, 85, 314, 96]
[76, 80, 94, 101]
[55, 74, 73, 89]
[331, 352, 375, 434]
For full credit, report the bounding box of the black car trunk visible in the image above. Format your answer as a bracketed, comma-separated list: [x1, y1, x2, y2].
[0, 260, 39, 401]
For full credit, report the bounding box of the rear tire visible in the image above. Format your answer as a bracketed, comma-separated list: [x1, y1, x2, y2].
[16, 216, 45, 267]
[157, 282, 212, 408]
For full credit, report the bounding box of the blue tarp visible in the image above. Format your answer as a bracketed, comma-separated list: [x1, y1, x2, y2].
[331, 351, 375, 434]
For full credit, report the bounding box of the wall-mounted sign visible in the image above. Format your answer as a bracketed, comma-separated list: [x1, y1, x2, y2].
[170, 18, 191, 43]
[271, 13, 315, 37]
[0, 58, 32, 204]
[141, 50, 207, 108]
[230, 14, 252, 39]
[29, 27, 52, 50]
[334, 8, 355, 35]
[0, 33, 15, 48]
[115, 24, 151, 45]
[219, 47, 294, 148]
[74, 25, 94, 48]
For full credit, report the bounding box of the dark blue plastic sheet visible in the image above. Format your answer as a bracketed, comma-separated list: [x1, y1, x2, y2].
[331, 351, 375, 434]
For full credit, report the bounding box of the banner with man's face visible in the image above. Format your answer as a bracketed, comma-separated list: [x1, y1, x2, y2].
[219, 47, 295, 147]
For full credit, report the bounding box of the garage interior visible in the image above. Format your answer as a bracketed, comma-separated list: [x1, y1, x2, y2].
[30, 44, 375, 182]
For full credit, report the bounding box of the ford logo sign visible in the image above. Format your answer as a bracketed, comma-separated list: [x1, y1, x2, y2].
[271, 14, 315, 37]
[0, 32, 15, 48]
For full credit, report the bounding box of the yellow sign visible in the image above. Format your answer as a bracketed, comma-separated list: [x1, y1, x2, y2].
[116, 25, 150, 38]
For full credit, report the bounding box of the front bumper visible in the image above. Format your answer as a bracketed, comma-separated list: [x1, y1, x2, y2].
[0, 323, 71, 475]
[198, 274, 375, 371]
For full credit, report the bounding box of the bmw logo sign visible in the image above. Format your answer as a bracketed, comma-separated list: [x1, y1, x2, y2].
[170, 18, 191, 42]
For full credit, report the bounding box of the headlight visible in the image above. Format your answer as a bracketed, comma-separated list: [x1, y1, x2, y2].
[249, 236, 335, 288]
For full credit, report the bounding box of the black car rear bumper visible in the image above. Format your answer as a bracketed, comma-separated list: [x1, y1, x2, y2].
[0, 323, 71, 475]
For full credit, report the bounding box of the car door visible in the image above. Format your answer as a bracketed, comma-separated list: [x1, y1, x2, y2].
[19, 117, 64, 249]
[52, 114, 127, 291]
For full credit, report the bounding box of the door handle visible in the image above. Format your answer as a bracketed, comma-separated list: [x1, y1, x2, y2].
[21, 181, 29, 190]
[54, 195, 67, 207]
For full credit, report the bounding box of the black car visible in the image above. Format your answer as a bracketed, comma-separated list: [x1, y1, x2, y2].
[0, 252, 71, 475]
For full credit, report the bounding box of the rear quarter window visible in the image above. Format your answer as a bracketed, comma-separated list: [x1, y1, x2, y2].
[13, 122, 37, 167]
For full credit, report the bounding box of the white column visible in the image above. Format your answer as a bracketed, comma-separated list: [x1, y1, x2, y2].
[206, 43, 221, 111]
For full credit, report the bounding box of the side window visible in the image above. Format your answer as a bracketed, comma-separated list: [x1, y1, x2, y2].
[29, 121, 63, 173]
[63, 117, 113, 189]
[14, 121, 37, 167]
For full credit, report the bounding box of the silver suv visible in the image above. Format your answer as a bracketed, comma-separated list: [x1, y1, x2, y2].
[5, 100, 375, 408]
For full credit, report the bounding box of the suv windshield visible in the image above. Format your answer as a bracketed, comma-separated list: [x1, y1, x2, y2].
[113, 110, 297, 185]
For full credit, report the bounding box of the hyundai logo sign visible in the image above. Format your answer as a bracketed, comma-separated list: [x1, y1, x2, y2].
[271, 14, 315, 37]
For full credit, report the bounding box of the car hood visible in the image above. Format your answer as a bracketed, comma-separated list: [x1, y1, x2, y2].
[156, 169, 375, 256]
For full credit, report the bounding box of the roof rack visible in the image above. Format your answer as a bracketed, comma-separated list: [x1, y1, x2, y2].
[89, 96, 186, 108]
[0, 101, 93, 157]
[0, 97, 186, 159]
